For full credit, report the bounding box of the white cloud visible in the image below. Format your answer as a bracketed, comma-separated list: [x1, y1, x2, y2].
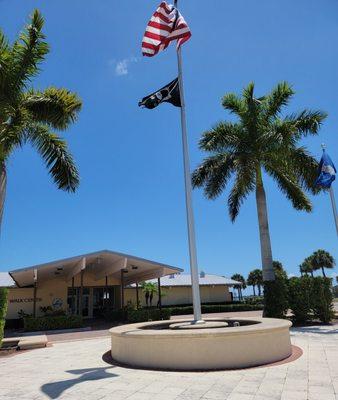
[109, 56, 139, 76]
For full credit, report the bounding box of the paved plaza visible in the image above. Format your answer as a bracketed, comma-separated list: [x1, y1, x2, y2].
[1, 322, 338, 400]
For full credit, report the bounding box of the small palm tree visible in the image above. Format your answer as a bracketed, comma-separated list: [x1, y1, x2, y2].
[310, 249, 336, 277]
[247, 271, 257, 296]
[251, 268, 263, 296]
[231, 273, 246, 300]
[256, 269, 263, 296]
[192, 82, 326, 291]
[0, 10, 81, 226]
[141, 282, 158, 307]
[299, 257, 314, 277]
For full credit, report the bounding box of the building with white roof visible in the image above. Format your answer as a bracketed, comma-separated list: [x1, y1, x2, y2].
[0, 249, 182, 320]
[126, 272, 240, 307]
[0, 250, 240, 321]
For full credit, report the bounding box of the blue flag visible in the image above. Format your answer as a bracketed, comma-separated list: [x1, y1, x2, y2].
[315, 151, 336, 188]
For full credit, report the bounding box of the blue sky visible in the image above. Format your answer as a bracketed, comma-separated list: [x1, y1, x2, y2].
[0, 0, 337, 285]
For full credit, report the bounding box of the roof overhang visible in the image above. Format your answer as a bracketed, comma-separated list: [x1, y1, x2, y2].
[9, 250, 183, 287]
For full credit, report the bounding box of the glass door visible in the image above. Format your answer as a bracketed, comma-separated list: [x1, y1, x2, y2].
[82, 288, 90, 317]
[92, 287, 115, 317]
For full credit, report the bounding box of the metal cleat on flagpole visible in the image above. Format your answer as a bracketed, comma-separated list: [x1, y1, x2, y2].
[174, 0, 203, 323]
[321, 144, 338, 236]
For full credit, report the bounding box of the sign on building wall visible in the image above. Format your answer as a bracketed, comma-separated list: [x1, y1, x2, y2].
[9, 298, 42, 303]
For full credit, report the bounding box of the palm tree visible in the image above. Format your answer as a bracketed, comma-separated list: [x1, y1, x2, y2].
[192, 82, 326, 291]
[310, 249, 336, 277]
[252, 269, 263, 296]
[273, 260, 288, 279]
[141, 282, 158, 307]
[247, 271, 257, 296]
[299, 257, 314, 277]
[0, 10, 81, 227]
[231, 273, 246, 300]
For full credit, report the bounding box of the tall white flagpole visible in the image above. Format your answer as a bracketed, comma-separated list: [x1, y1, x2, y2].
[329, 187, 338, 236]
[321, 144, 338, 237]
[174, 0, 203, 323]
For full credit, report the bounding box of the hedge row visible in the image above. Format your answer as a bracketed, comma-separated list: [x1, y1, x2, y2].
[288, 276, 334, 324]
[127, 308, 172, 323]
[24, 315, 83, 332]
[104, 303, 263, 323]
[104, 308, 172, 323]
[0, 288, 8, 347]
[170, 303, 263, 316]
[161, 301, 243, 308]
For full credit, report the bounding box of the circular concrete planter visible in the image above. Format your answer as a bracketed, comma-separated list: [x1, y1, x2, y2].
[110, 317, 292, 371]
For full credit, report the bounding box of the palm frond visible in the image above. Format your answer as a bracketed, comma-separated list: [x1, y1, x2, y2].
[191, 153, 235, 199]
[221, 93, 246, 117]
[0, 30, 10, 93]
[198, 122, 242, 152]
[228, 161, 255, 222]
[263, 81, 294, 118]
[242, 81, 255, 102]
[26, 123, 79, 192]
[23, 87, 82, 130]
[287, 109, 327, 137]
[264, 161, 312, 212]
[10, 9, 49, 90]
[287, 146, 320, 194]
[0, 106, 29, 156]
[241, 82, 262, 134]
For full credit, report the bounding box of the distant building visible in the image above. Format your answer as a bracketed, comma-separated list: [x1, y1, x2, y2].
[127, 272, 240, 306]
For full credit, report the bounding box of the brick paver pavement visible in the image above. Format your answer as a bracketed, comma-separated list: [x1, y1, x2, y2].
[0, 323, 338, 400]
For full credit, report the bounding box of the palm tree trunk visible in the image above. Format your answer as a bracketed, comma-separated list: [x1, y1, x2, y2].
[0, 162, 6, 231]
[255, 167, 275, 282]
[321, 267, 326, 277]
[311, 271, 314, 278]
[253, 285, 256, 296]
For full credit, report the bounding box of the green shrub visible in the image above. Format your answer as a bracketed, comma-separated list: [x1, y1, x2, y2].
[170, 306, 194, 315]
[24, 315, 83, 332]
[288, 276, 313, 323]
[0, 288, 8, 320]
[0, 288, 8, 348]
[4, 318, 23, 330]
[244, 296, 264, 306]
[0, 319, 4, 347]
[103, 309, 126, 322]
[161, 301, 242, 308]
[311, 277, 334, 324]
[263, 274, 288, 319]
[170, 303, 263, 316]
[127, 308, 172, 323]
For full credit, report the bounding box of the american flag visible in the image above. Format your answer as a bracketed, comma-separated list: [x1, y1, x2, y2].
[142, 1, 191, 57]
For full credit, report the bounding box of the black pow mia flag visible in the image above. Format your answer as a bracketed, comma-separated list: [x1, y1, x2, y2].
[138, 78, 181, 109]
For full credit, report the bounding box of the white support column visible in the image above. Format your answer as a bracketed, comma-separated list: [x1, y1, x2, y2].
[65, 257, 86, 281]
[33, 268, 38, 317]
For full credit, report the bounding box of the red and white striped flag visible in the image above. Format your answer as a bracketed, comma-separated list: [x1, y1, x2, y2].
[142, 2, 191, 57]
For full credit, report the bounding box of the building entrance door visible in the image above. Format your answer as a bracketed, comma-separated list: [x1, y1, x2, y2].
[82, 288, 90, 317]
[92, 287, 115, 317]
[67, 286, 116, 318]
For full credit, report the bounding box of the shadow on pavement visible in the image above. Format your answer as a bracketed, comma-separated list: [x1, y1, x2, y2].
[292, 326, 338, 335]
[41, 366, 118, 399]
